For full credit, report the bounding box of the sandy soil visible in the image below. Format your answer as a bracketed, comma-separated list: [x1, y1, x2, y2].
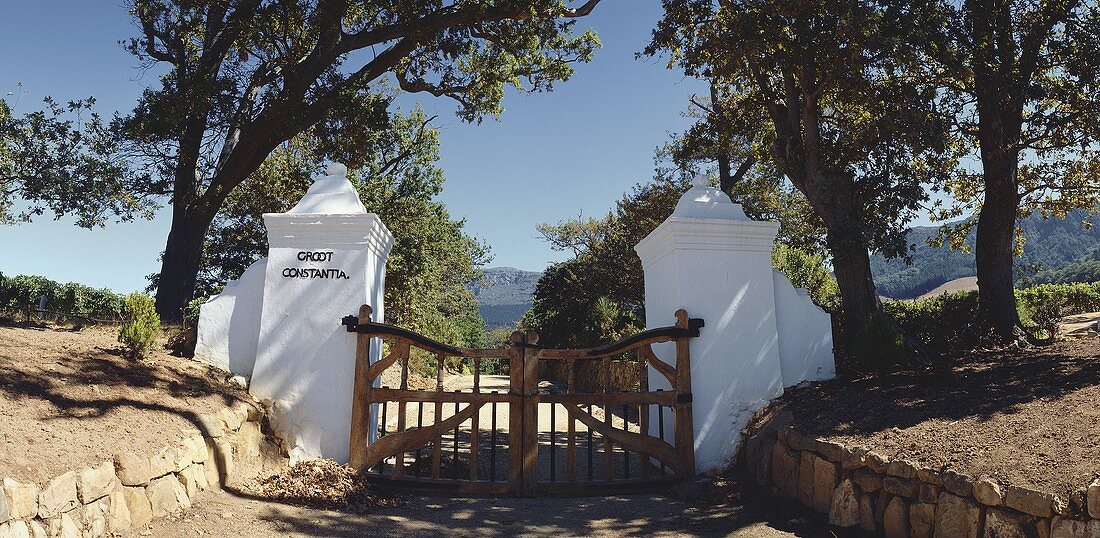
[772, 333, 1100, 498]
[127, 478, 850, 538]
[0, 324, 250, 484]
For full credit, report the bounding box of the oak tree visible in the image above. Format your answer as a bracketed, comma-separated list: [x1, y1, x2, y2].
[647, 0, 961, 348]
[927, 0, 1100, 342]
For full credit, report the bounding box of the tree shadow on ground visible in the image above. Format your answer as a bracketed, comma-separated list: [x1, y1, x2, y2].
[216, 475, 863, 538]
[777, 336, 1100, 437]
[0, 326, 245, 434]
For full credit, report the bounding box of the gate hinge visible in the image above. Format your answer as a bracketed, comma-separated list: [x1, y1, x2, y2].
[677, 393, 693, 404]
[341, 315, 358, 332]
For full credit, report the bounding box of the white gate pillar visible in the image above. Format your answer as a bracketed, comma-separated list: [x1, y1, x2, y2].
[249, 163, 393, 463]
[635, 176, 834, 475]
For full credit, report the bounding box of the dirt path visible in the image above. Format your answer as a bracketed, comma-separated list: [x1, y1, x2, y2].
[130, 480, 844, 538]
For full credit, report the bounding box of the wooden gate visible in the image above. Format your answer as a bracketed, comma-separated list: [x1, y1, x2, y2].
[341, 305, 702, 496]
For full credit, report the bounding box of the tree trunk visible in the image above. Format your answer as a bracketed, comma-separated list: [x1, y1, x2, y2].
[974, 154, 1022, 342]
[827, 224, 882, 347]
[154, 204, 217, 323]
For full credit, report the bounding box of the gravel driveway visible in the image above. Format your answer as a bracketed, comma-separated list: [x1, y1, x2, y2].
[130, 478, 845, 537]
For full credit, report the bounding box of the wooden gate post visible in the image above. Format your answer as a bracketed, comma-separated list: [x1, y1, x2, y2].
[507, 331, 526, 495]
[349, 304, 373, 470]
[673, 309, 696, 477]
[520, 331, 541, 496]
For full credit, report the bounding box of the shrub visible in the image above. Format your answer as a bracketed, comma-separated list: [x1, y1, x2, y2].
[184, 296, 206, 328]
[118, 293, 161, 360]
[849, 311, 905, 374]
[885, 281, 1100, 355]
[0, 273, 122, 321]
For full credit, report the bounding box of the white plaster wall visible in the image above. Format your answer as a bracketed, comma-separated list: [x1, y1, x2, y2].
[250, 214, 390, 464]
[193, 258, 267, 377]
[637, 217, 786, 475]
[772, 270, 836, 387]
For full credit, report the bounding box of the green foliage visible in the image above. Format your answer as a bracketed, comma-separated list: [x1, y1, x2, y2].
[184, 296, 206, 328]
[118, 293, 161, 360]
[0, 96, 155, 227]
[196, 109, 487, 350]
[0, 273, 123, 321]
[849, 311, 905, 374]
[884, 292, 986, 355]
[772, 244, 840, 312]
[525, 169, 843, 347]
[885, 282, 1100, 355]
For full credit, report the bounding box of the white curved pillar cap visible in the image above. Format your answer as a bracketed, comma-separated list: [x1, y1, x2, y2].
[287, 161, 368, 215]
[671, 173, 750, 220]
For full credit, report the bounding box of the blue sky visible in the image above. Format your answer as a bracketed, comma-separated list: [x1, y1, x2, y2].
[0, 1, 713, 292]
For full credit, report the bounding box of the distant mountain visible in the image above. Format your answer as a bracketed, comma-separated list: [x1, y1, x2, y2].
[871, 209, 1100, 299]
[468, 267, 542, 329]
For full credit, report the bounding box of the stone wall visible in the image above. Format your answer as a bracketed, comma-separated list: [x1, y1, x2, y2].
[742, 415, 1100, 537]
[0, 401, 285, 537]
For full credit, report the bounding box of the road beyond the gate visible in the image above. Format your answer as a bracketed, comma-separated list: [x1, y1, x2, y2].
[129, 479, 844, 538]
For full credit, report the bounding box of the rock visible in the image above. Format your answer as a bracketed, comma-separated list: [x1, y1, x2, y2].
[147, 475, 191, 518]
[814, 439, 845, 463]
[178, 465, 208, 500]
[943, 469, 974, 497]
[229, 375, 248, 390]
[984, 507, 1038, 538]
[77, 462, 118, 504]
[106, 485, 131, 534]
[935, 492, 980, 538]
[37, 472, 78, 519]
[859, 493, 878, 532]
[853, 468, 883, 493]
[787, 429, 814, 452]
[842, 446, 869, 471]
[918, 467, 945, 487]
[887, 460, 918, 479]
[84, 496, 110, 538]
[910, 503, 935, 538]
[1051, 517, 1090, 538]
[771, 442, 799, 500]
[1088, 479, 1100, 519]
[754, 437, 776, 486]
[0, 484, 7, 523]
[974, 477, 1005, 506]
[148, 447, 180, 479]
[812, 456, 839, 513]
[26, 520, 45, 538]
[865, 451, 889, 474]
[876, 492, 891, 526]
[122, 487, 151, 529]
[2, 480, 36, 522]
[6, 521, 29, 538]
[113, 452, 152, 487]
[884, 496, 909, 538]
[919, 483, 941, 504]
[213, 440, 235, 485]
[828, 479, 860, 527]
[196, 413, 224, 439]
[48, 512, 80, 538]
[798, 453, 815, 507]
[1089, 521, 1100, 538]
[1005, 485, 1055, 518]
[884, 476, 919, 498]
[219, 407, 244, 432]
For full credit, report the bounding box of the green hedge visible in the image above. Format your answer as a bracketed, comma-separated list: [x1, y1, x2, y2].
[885, 281, 1100, 353]
[0, 273, 124, 321]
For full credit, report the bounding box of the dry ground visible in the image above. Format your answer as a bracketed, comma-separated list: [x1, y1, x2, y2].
[772, 333, 1100, 499]
[127, 478, 849, 538]
[0, 324, 249, 484]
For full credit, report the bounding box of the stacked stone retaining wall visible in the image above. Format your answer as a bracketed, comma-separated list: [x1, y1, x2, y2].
[0, 401, 285, 537]
[743, 414, 1100, 537]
